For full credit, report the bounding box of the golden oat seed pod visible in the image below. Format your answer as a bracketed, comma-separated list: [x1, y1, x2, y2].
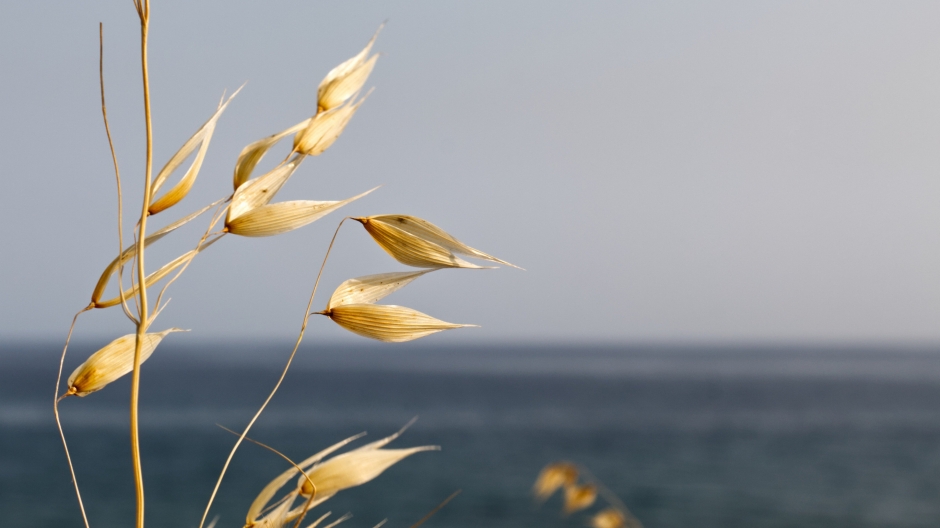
[296, 446, 438, 500]
[326, 303, 475, 343]
[227, 157, 304, 224]
[246, 433, 368, 526]
[226, 187, 377, 237]
[533, 462, 579, 501]
[563, 483, 598, 514]
[355, 215, 518, 269]
[326, 270, 433, 310]
[64, 328, 187, 397]
[293, 95, 368, 157]
[91, 199, 222, 306]
[149, 88, 241, 215]
[233, 118, 312, 191]
[317, 24, 382, 112]
[95, 236, 222, 308]
[590, 508, 628, 528]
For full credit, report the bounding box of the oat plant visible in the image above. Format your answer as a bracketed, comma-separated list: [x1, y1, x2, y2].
[53, 3, 517, 527]
[534, 462, 643, 528]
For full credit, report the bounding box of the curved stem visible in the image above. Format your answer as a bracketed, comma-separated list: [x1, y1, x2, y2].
[150, 202, 230, 321]
[198, 217, 350, 528]
[54, 307, 92, 528]
[99, 22, 136, 325]
[131, 3, 153, 528]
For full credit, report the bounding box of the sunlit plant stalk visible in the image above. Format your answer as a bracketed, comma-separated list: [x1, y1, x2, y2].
[53, 3, 517, 528]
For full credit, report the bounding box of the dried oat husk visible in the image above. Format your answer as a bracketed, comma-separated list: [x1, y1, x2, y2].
[94, 236, 221, 308]
[226, 187, 376, 237]
[533, 462, 579, 501]
[326, 271, 432, 310]
[233, 119, 311, 191]
[355, 215, 518, 269]
[293, 95, 367, 157]
[149, 88, 240, 214]
[563, 483, 598, 514]
[64, 328, 186, 397]
[326, 304, 475, 343]
[590, 508, 627, 528]
[227, 157, 304, 224]
[91, 200, 222, 306]
[317, 25, 382, 112]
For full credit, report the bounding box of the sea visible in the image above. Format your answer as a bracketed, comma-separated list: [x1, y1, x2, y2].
[3, 342, 940, 528]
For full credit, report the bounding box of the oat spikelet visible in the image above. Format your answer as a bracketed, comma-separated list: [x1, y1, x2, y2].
[590, 508, 627, 528]
[293, 94, 369, 157]
[326, 271, 433, 310]
[233, 119, 311, 191]
[563, 483, 598, 514]
[327, 304, 475, 343]
[95, 236, 221, 308]
[149, 88, 241, 214]
[64, 328, 186, 397]
[317, 24, 382, 112]
[227, 157, 304, 223]
[91, 200, 222, 306]
[533, 462, 579, 501]
[226, 187, 377, 237]
[246, 433, 367, 526]
[355, 215, 518, 269]
[298, 446, 438, 499]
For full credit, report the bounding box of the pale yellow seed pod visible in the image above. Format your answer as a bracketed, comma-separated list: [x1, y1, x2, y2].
[326, 271, 432, 310]
[226, 188, 376, 238]
[233, 119, 311, 191]
[298, 446, 438, 498]
[65, 328, 186, 397]
[533, 462, 579, 501]
[317, 25, 382, 112]
[326, 304, 476, 343]
[91, 199, 221, 306]
[563, 483, 598, 514]
[355, 215, 519, 269]
[227, 157, 304, 224]
[590, 508, 627, 528]
[293, 97, 365, 156]
[247, 433, 368, 526]
[149, 88, 240, 215]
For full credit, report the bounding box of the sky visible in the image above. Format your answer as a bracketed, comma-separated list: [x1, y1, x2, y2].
[1, 1, 940, 345]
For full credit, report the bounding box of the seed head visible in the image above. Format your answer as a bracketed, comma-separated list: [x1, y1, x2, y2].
[563, 483, 598, 514]
[533, 462, 579, 501]
[226, 187, 377, 237]
[317, 25, 382, 112]
[64, 328, 186, 397]
[355, 215, 519, 269]
[293, 95, 368, 157]
[590, 509, 628, 528]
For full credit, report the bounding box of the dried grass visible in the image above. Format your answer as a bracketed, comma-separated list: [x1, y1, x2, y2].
[52, 2, 517, 528]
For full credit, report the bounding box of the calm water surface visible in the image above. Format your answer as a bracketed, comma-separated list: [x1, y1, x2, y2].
[3, 343, 940, 527]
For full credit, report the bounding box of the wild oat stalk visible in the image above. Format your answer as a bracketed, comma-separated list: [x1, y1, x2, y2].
[54, 3, 517, 528]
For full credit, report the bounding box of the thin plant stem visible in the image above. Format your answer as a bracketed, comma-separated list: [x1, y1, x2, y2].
[151, 202, 230, 319]
[99, 23, 137, 325]
[410, 490, 462, 528]
[131, 2, 153, 527]
[53, 307, 92, 528]
[199, 217, 350, 528]
[215, 424, 318, 520]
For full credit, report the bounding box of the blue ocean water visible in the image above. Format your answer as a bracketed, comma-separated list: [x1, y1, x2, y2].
[4, 343, 940, 527]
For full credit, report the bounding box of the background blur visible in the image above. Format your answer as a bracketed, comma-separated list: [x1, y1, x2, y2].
[2, 1, 940, 527]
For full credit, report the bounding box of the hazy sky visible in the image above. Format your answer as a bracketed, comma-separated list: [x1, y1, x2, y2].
[2, 1, 940, 344]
